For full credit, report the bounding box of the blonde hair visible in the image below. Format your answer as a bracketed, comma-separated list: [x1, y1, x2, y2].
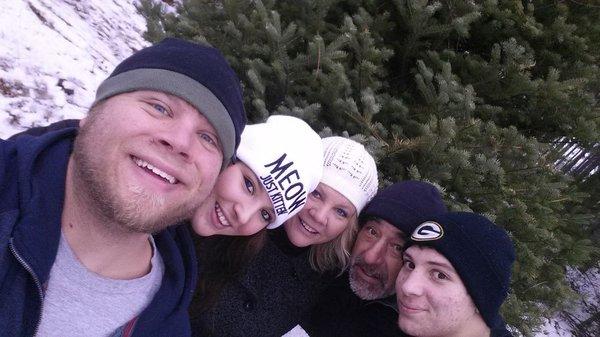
[308, 214, 359, 274]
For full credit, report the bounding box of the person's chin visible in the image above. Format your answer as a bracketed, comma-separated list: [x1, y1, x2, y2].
[287, 231, 312, 247]
[191, 223, 215, 237]
[397, 314, 427, 337]
[190, 214, 223, 237]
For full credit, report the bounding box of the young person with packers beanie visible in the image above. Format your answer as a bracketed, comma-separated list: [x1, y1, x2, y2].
[1, 38, 246, 337]
[396, 212, 516, 337]
[190, 136, 379, 337]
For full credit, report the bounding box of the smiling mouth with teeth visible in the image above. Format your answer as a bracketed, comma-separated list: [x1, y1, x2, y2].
[300, 218, 318, 234]
[214, 202, 231, 227]
[133, 156, 178, 184]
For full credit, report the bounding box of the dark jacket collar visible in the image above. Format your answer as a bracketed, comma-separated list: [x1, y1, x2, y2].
[11, 127, 76, 284]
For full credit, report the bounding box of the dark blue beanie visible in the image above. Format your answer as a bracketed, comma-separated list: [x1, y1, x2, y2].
[406, 212, 515, 329]
[94, 38, 247, 168]
[361, 181, 447, 235]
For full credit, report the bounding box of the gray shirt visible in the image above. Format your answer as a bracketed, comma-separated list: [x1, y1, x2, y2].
[35, 233, 164, 337]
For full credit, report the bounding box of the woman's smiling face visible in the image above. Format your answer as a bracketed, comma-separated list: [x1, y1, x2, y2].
[191, 161, 275, 237]
[284, 183, 356, 247]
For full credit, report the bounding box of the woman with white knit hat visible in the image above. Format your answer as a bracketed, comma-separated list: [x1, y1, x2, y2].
[283, 136, 379, 272]
[190, 136, 379, 337]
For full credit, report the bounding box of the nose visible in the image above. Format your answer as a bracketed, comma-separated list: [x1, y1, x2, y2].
[397, 267, 423, 297]
[157, 117, 197, 161]
[233, 198, 261, 227]
[362, 240, 386, 265]
[308, 205, 328, 226]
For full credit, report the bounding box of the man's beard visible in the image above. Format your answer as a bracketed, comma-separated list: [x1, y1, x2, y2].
[71, 113, 193, 234]
[348, 256, 389, 300]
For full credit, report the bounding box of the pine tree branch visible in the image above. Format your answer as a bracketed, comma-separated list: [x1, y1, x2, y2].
[315, 43, 321, 76]
[505, 166, 547, 173]
[524, 281, 548, 293]
[568, 0, 600, 9]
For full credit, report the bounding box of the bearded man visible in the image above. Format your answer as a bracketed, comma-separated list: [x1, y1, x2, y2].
[0, 38, 246, 337]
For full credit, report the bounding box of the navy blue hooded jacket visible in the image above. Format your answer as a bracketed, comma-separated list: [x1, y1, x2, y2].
[0, 128, 197, 336]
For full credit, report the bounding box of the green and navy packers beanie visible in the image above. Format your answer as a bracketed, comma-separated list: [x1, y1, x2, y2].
[94, 38, 247, 168]
[236, 115, 323, 229]
[407, 212, 516, 329]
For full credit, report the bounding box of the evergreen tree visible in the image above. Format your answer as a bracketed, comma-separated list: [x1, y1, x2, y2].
[141, 0, 599, 335]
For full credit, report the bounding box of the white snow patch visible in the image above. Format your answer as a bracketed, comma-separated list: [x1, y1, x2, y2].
[534, 266, 600, 337]
[0, 0, 148, 138]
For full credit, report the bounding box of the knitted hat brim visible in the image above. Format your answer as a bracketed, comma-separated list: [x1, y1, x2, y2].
[363, 198, 425, 235]
[94, 68, 236, 168]
[320, 169, 364, 213]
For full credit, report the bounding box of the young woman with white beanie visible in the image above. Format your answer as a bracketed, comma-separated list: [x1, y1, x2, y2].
[190, 136, 379, 337]
[190, 115, 324, 237]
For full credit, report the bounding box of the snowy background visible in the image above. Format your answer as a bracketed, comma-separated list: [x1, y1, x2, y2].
[0, 0, 148, 138]
[0, 1, 597, 336]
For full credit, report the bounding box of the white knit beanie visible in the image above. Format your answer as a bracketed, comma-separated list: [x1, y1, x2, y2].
[236, 115, 323, 229]
[320, 136, 378, 213]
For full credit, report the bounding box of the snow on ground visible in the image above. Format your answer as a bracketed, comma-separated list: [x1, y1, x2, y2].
[534, 266, 600, 337]
[0, 1, 597, 336]
[0, 0, 148, 138]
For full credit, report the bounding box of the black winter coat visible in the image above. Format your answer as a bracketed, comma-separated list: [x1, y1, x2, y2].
[190, 228, 331, 337]
[302, 272, 406, 337]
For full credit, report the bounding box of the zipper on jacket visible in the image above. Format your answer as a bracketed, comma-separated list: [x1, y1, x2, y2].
[9, 238, 44, 337]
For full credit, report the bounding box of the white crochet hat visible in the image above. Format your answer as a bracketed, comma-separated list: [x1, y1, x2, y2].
[320, 136, 378, 213]
[236, 115, 323, 229]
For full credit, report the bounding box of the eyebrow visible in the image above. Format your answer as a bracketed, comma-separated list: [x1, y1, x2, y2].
[332, 198, 356, 216]
[251, 172, 263, 190]
[141, 91, 171, 101]
[425, 261, 455, 271]
[403, 252, 456, 271]
[340, 204, 356, 216]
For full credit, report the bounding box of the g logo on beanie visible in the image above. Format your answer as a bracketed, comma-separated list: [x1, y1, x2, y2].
[411, 221, 444, 241]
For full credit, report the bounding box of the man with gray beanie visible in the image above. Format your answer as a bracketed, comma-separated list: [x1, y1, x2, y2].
[0, 38, 246, 336]
[396, 212, 515, 337]
[303, 181, 447, 337]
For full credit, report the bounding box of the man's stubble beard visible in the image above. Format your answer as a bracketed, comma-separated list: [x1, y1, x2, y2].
[348, 256, 391, 300]
[71, 111, 196, 234]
